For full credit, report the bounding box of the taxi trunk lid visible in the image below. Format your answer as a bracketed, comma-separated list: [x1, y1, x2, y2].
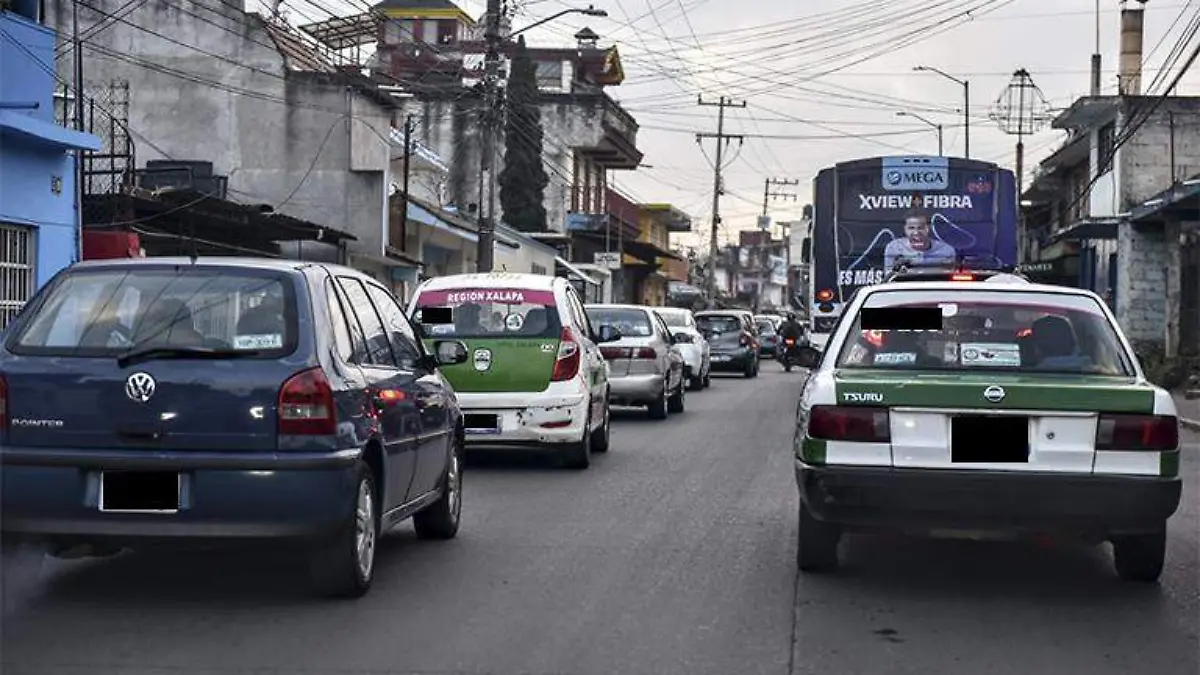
[831, 370, 1160, 473]
[426, 337, 559, 393]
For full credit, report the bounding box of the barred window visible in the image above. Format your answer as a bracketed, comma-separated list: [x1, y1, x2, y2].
[0, 223, 36, 332]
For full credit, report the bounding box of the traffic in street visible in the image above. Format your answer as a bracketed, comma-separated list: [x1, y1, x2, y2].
[3, 365, 1197, 675]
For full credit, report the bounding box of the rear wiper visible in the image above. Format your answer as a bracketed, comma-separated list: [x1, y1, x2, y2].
[117, 346, 263, 368]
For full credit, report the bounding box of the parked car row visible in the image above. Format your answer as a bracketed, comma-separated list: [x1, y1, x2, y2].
[0, 261, 751, 601]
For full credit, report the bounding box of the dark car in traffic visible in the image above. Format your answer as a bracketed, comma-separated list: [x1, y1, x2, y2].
[0, 258, 470, 598]
[695, 310, 759, 378]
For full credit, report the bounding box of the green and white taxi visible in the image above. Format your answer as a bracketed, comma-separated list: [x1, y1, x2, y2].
[791, 276, 1183, 582]
[408, 273, 621, 470]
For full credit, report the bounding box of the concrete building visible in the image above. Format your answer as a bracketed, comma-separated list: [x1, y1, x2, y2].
[1021, 1, 1200, 367]
[0, 0, 101, 329]
[300, 0, 641, 236]
[44, 0, 403, 283]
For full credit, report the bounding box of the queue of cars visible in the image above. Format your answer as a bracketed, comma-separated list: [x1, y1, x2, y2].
[790, 265, 1185, 583]
[0, 262, 734, 599]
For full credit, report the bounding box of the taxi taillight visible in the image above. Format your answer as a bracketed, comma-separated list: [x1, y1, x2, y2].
[808, 405, 891, 443]
[1095, 414, 1178, 451]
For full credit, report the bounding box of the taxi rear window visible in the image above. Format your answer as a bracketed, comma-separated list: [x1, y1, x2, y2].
[834, 289, 1135, 376]
[412, 287, 562, 339]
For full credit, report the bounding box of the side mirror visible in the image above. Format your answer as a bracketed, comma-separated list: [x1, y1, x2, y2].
[432, 340, 469, 366]
[596, 324, 623, 343]
[796, 345, 822, 369]
[671, 331, 693, 344]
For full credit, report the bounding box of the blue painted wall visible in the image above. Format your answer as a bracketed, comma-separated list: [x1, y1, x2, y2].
[0, 9, 100, 289]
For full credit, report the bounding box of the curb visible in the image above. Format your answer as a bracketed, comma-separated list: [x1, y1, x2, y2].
[1182, 418, 1200, 433]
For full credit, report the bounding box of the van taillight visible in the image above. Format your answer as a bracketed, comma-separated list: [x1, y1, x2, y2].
[278, 367, 336, 435]
[808, 405, 891, 443]
[551, 327, 581, 381]
[0, 374, 7, 432]
[1095, 413, 1178, 451]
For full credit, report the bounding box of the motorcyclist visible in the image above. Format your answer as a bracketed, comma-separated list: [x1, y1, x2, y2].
[778, 312, 804, 342]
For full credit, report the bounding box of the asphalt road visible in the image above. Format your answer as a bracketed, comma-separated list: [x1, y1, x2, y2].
[2, 365, 1197, 675]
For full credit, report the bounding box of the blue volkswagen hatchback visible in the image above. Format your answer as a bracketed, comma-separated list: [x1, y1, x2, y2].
[0, 258, 469, 598]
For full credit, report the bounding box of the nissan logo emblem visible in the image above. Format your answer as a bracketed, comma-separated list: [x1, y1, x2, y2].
[125, 372, 157, 403]
[983, 385, 1006, 403]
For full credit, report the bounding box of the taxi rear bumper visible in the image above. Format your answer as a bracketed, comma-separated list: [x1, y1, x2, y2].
[795, 460, 1182, 538]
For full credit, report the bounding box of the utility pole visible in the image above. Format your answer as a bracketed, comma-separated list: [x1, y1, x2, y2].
[399, 114, 413, 253]
[759, 178, 798, 310]
[762, 177, 800, 216]
[475, 0, 502, 273]
[697, 95, 745, 304]
[73, 0, 86, 263]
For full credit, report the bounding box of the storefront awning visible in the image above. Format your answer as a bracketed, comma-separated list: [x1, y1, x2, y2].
[1049, 217, 1120, 243]
[556, 256, 600, 286]
[407, 201, 478, 244]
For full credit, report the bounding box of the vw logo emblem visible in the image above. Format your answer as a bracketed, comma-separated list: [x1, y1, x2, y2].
[125, 372, 157, 403]
[983, 385, 1006, 403]
[886, 170, 902, 185]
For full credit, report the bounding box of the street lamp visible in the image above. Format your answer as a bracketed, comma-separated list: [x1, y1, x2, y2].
[896, 111, 943, 156]
[509, 6, 608, 39]
[913, 65, 969, 158]
[476, 4, 608, 273]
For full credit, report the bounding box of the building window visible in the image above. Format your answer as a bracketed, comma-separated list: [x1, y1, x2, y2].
[437, 20, 457, 45]
[1097, 122, 1115, 176]
[0, 222, 36, 331]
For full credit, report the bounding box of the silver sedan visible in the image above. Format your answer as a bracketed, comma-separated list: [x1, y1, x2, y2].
[584, 304, 687, 420]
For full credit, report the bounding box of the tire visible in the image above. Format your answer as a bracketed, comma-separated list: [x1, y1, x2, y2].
[703, 370, 711, 388]
[688, 373, 703, 391]
[647, 385, 668, 420]
[591, 400, 611, 453]
[1112, 529, 1166, 583]
[668, 377, 686, 414]
[784, 361, 793, 373]
[562, 413, 592, 469]
[310, 462, 377, 599]
[413, 434, 463, 540]
[796, 501, 841, 573]
[743, 360, 755, 378]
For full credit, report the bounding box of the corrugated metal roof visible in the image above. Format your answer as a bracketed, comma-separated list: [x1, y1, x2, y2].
[261, 21, 338, 73]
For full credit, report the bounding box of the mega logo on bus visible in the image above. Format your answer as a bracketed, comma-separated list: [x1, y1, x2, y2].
[880, 156, 949, 191]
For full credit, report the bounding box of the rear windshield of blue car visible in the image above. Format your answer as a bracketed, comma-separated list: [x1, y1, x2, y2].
[7, 267, 299, 358]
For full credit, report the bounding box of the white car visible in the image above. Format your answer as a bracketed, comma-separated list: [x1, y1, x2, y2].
[654, 307, 711, 390]
[790, 276, 1183, 582]
[408, 273, 622, 470]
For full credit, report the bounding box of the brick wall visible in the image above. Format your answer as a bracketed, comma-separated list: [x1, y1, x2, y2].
[1117, 222, 1168, 342]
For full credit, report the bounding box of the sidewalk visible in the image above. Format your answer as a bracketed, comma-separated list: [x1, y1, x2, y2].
[1173, 390, 1200, 432]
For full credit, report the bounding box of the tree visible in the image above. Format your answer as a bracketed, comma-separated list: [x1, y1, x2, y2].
[499, 36, 549, 232]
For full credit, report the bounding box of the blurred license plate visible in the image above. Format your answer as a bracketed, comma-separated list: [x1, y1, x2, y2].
[712, 355, 731, 362]
[464, 413, 500, 434]
[100, 471, 181, 513]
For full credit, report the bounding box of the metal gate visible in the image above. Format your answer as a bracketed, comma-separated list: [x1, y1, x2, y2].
[0, 223, 36, 330]
[1181, 231, 1200, 357]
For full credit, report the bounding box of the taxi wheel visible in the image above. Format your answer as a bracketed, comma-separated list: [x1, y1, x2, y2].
[562, 414, 592, 470]
[592, 402, 611, 453]
[796, 502, 841, 573]
[1112, 530, 1166, 583]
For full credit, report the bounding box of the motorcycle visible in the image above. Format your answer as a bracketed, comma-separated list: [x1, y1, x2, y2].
[780, 337, 801, 372]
